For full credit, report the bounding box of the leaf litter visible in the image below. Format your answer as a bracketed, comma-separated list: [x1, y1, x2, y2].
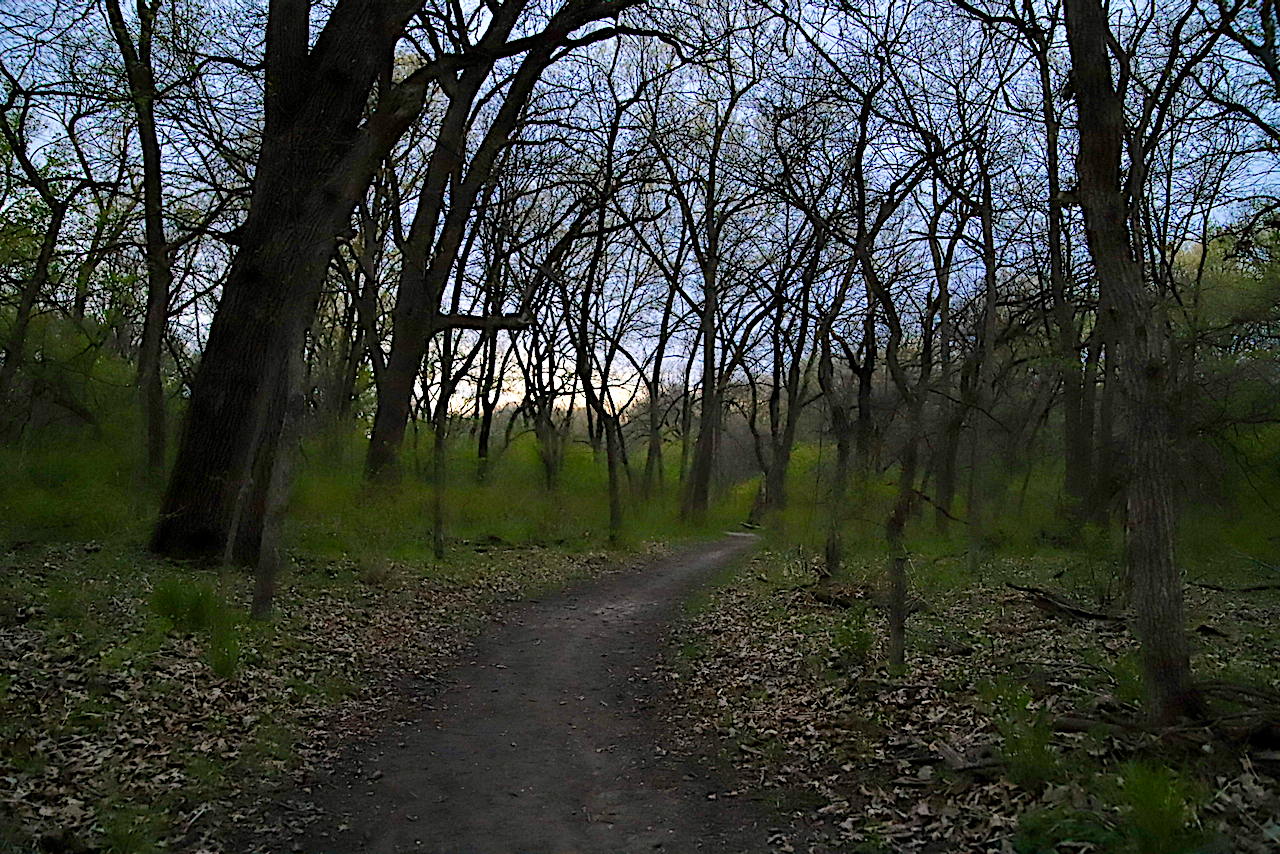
[659, 550, 1280, 853]
[0, 540, 630, 853]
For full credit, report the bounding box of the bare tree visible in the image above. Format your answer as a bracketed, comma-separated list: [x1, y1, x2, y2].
[1063, 0, 1202, 722]
[151, 0, 644, 565]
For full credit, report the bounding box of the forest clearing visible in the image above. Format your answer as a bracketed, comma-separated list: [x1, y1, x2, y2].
[3, 0, 1280, 848]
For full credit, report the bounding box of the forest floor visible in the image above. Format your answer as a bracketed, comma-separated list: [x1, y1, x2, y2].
[662, 548, 1280, 854]
[3, 533, 1279, 853]
[0, 536, 644, 853]
[250, 533, 788, 854]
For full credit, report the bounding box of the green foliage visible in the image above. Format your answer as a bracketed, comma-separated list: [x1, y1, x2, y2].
[99, 803, 160, 854]
[45, 581, 85, 620]
[1013, 763, 1210, 854]
[288, 429, 749, 560]
[1014, 806, 1122, 854]
[150, 578, 241, 678]
[1113, 762, 1207, 854]
[1110, 653, 1146, 707]
[982, 677, 1060, 789]
[151, 578, 221, 634]
[832, 606, 873, 663]
[0, 414, 159, 548]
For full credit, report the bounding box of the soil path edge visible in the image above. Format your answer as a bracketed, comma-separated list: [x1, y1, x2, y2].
[272, 533, 797, 854]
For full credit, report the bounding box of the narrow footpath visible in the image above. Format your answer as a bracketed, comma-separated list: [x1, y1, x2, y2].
[286, 533, 795, 854]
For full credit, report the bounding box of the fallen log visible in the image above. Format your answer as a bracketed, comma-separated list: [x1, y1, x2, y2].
[1005, 582, 1123, 622]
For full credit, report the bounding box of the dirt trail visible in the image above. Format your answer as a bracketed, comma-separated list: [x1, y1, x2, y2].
[287, 533, 791, 854]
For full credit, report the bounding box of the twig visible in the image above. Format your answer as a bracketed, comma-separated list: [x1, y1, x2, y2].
[1190, 581, 1280, 593]
[1005, 582, 1124, 621]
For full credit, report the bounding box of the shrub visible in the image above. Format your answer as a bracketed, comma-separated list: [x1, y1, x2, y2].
[1115, 762, 1207, 854]
[833, 607, 873, 663]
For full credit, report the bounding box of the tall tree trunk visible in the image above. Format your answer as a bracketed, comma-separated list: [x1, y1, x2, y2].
[152, 0, 434, 561]
[935, 408, 964, 532]
[1064, 0, 1197, 723]
[854, 303, 876, 476]
[476, 332, 500, 482]
[432, 331, 456, 558]
[885, 422, 921, 672]
[251, 337, 307, 619]
[568, 180, 623, 539]
[968, 169, 999, 568]
[681, 269, 718, 524]
[678, 341, 699, 486]
[643, 284, 677, 496]
[1023, 24, 1094, 512]
[818, 310, 854, 577]
[105, 0, 172, 477]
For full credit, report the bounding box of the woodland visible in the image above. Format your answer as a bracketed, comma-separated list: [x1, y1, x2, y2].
[1, 0, 1279, 849]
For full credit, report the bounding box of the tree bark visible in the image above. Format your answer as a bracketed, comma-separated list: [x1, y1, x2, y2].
[1064, 0, 1198, 723]
[817, 305, 855, 576]
[104, 0, 172, 477]
[152, 0, 434, 561]
[681, 268, 719, 524]
[643, 284, 678, 496]
[251, 336, 307, 619]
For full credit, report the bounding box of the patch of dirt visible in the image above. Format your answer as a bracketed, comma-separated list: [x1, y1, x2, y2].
[246, 533, 804, 854]
[0, 541, 633, 853]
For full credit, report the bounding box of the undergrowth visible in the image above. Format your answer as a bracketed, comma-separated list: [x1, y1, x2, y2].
[664, 546, 1279, 853]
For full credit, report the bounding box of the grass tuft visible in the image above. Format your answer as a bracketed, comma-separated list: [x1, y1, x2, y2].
[151, 578, 241, 678]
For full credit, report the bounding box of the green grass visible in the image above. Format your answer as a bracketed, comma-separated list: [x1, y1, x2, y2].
[151, 577, 242, 678]
[982, 676, 1062, 789]
[1013, 762, 1213, 854]
[0, 421, 159, 546]
[288, 430, 756, 560]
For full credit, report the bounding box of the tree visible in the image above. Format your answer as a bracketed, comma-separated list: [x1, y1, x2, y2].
[0, 72, 93, 413]
[151, 0, 642, 566]
[645, 9, 773, 522]
[1063, 0, 1200, 723]
[363, 0, 649, 479]
[102, 0, 175, 476]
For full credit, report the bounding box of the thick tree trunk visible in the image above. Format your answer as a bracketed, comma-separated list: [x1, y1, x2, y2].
[762, 446, 790, 514]
[156, 231, 329, 563]
[1064, 0, 1197, 723]
[367, 343, 421, 477]
[152, 0, 432, 560]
